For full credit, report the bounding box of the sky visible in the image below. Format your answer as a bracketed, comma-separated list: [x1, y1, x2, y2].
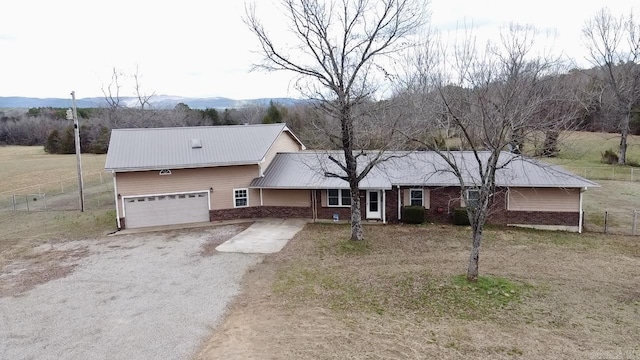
[0, 0, 636, 100]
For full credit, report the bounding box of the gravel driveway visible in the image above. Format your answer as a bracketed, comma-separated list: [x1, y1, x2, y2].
[0, 224, 262, 360]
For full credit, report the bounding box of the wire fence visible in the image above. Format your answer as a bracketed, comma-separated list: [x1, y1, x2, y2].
[583, 210, 640, 236]
[0, 171, 114, 212]
[564, 166, 640, 182]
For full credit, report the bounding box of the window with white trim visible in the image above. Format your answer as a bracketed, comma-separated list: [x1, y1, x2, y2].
[466, 189, 481, 209]
[409, 189, 424, 206]
[327, 189, 351, 207]
[234, 188, 248, 208]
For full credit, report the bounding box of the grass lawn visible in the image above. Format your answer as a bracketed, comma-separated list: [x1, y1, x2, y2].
[0, 146, 108, 194]
[198, 224, 640, 359]
[542, 131, 640, 181]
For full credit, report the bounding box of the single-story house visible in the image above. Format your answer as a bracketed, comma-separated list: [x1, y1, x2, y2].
[105, 123, 598, 232]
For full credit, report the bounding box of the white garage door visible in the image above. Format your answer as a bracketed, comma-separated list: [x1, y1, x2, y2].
[124, 192, 209, 229]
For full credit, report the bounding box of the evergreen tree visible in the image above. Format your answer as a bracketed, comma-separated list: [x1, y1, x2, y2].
[262, 101, 283, 124]
[60, 126, 76, 154]
[44, 129, 61, 153]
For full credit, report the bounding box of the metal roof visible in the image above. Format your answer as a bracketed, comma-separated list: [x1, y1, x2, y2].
[250, 151, 599, 189]
[105, 123, 301, 171]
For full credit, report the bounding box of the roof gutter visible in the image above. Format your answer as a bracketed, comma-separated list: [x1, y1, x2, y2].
[106, 160, 262, 172]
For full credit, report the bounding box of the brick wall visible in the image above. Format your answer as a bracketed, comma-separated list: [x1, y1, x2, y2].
[399, 186, 579, 227]
[385, 187, 399, 222]
[210, 206, 312, 221]
[314, 189, 366, 221]
[503, 211, 579, 226]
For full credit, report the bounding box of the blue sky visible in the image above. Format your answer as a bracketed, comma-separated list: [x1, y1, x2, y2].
[0, 0, 636, 99]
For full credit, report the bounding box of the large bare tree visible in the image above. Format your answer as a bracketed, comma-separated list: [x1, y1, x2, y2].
[403, 24, 576, 281]
[246, 0, 428, 240]
[583, 8, 640, 164]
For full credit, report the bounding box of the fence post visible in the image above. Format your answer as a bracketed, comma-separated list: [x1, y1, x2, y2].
[12, 194, 16, 211]
[633, 211, 638, 236]
[604, 211, 608, 234]
[25, 195, 29, 212]
[44, 193, 47, 211]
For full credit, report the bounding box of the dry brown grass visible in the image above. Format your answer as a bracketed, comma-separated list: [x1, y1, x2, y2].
[0, 146, 108, 194]
[0, 210, 115, 283]
[198, 224, 640, 360]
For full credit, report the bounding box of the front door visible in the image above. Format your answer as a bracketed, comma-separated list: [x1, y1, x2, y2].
[366, 190, 381, 219]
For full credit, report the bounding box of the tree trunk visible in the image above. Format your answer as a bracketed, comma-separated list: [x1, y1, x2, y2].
[350, 184, 363, 241]
[619, 114, 630, 164]
[466, 222, 483, 282]
[540, 130, 559, 157]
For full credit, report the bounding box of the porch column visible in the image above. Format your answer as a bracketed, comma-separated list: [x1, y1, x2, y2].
[382, 190, 386, 224]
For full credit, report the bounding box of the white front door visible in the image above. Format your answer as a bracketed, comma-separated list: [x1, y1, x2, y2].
[366, 190, 381, 219]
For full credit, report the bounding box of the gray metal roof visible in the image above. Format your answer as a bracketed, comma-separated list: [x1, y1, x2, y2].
[250, 151, 599, 189]
[105, 123, 301, 171]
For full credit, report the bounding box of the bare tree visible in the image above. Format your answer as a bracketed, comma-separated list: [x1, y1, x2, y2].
[133, 65, 156, 111]
[583, 8, 640, 164]
[246, 0, 428, 240]
[403, 24, 576, 281]
[101, 67, 123, 128]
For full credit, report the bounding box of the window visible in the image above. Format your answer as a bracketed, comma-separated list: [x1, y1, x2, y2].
[159, 169, 172, 175]
[327, 189, 351, 207]
[234, 188, 248, 208]
[410, 189, 423, 206]
[466, 189, 481, 209]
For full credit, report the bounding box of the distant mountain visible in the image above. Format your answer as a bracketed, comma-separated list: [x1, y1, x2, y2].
[0, 95, 307, 110]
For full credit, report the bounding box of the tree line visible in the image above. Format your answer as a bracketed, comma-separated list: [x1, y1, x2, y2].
[0, 100, 307, 154]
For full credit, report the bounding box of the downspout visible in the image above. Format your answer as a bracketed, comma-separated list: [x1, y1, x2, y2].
[579, 187, 585, 233]
[112, 171, 121, 229]
[382, 190, 386, 224]
[260, 188, 263, 206]
[397, 185, 401, 221]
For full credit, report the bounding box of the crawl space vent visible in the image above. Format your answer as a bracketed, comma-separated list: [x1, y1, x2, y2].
[191, 139, 202, 149]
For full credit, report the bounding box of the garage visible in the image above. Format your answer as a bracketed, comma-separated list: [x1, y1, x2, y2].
[123, 192, 210, 229]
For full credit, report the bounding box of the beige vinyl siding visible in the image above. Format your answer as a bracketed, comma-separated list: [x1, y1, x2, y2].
[403, 188, 430, 209]
[508, 188, 580, 212]
[262, 132, 302, 170]
[262, 189, 311, 207]
[116, 165, 260, 214]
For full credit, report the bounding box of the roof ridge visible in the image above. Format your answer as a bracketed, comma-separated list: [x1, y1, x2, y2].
[111, 123, 286, 131]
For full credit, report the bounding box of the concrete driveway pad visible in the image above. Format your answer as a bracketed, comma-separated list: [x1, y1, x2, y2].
[216, 219, 307, 254]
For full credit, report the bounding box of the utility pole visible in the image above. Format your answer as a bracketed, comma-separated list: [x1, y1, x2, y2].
[68, 91, 85, 211]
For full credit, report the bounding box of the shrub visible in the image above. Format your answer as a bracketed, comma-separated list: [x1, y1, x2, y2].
[601, 149, 619, 164]
[402, 206, 425, 224]
[453, 208, 470, 226]
[626, 159, 640, 167]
